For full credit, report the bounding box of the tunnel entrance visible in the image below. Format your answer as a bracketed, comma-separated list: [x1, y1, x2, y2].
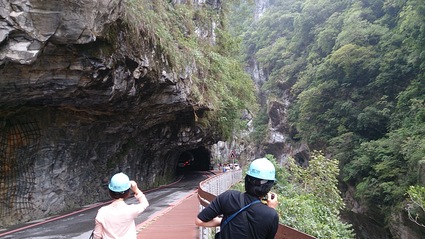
[177, 147, 211, 172]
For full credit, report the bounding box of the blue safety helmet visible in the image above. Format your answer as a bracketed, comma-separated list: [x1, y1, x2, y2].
[247, 158, 276, 181]
[108, 172, 131, 192]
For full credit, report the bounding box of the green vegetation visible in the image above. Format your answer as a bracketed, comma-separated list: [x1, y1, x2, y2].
[229, 0, 425, 235]
[250, 107, 269, 144]
[121, 0, 257, 139]
[270, 153, 354, 238]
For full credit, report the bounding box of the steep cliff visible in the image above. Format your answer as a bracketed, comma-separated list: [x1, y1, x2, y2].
[0, 0, 249, 226]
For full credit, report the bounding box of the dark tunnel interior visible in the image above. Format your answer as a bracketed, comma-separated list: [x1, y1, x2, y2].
[176, 147, 211, 173]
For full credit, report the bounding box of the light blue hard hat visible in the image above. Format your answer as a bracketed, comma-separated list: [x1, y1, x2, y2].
[108, 172, 131, 192]
[247, 158, 276, 181]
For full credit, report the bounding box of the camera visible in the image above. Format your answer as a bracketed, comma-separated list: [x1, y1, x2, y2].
[261, 193, 275, 202]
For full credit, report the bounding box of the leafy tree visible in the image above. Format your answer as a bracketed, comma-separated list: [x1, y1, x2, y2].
[268, 152, 355, 239]
[406, 185, 425, 228]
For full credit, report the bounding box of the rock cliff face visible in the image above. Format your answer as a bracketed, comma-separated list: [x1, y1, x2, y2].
[245, 0, 310, 166]
[0, 0, 219, 226]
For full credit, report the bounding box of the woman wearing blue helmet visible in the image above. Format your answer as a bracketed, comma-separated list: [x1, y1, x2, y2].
[92, 172, 149, 239]
[196, 158, 279, 239]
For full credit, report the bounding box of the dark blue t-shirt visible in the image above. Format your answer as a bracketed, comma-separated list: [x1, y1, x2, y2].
[197, 190, 279, 239]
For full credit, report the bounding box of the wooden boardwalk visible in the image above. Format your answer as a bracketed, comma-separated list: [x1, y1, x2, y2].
[137, 190, 199, 239]
[136, 171, 316, 239]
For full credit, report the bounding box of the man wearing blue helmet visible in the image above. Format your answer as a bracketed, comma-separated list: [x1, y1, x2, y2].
[92, 172, 149, 239]
[196, 158, 279, 239]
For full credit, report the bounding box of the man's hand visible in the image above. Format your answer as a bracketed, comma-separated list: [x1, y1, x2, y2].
[130, 180, 138, 191]
[130, 180, 143, 195]
[266, 192, 278, 209]
[129, 180, 149, 207]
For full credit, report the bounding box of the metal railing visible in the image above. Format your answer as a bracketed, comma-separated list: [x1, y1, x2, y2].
[197, 170, 317, 239]
[197, 170, 242, 239]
